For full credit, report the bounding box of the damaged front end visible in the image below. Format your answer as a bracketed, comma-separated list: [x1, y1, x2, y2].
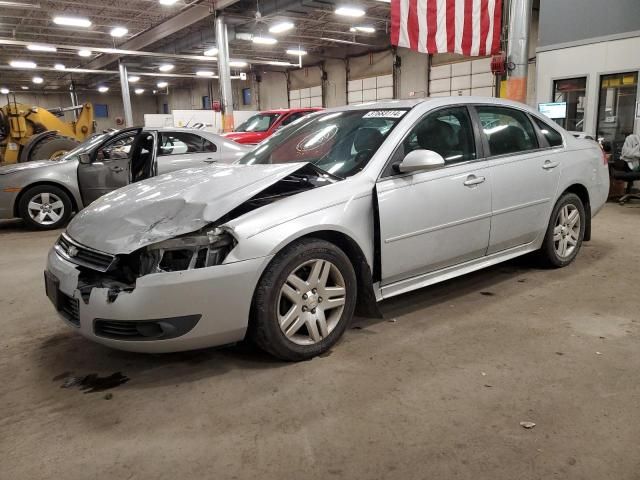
[71, 227, 237, 303]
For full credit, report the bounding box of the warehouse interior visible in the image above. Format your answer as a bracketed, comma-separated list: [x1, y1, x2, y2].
[1, 0, 640, 478]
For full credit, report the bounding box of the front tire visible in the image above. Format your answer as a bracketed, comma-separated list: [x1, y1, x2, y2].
[18, 184, 73, 230]
[250, 238, 357, 361]
[26, 135, 79, 162]
[538, 193, 586, 267]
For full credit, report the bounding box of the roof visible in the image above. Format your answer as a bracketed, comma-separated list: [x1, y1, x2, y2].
[259, 108, 324, 114]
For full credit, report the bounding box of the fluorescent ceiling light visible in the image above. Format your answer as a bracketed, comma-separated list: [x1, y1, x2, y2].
[351, 25, 375, 33]
[196, 70, 215, 77]
[229, 61, 248, 68]
[54, 63, 66, 70]
[335, 6, 365, 17]
[110, 27, 128, 38]
[204, 47, 218, 56]
[286, 49, 307, 56]
[135, 88, 145, 94]
[0, 88, 9, 94]
[78, 49, 92, 57]
[159, 64, 174, 72]
[128, 75, 140, 82]
[159, 0, 178, 5]
[27, 44, 57, 52]
[252, 36, 277, 45]
[268, 61, 292, 66]
[53, 16, 92, 27]
[269, 21, 294, 34]
[157, 81, 168, 88]
[32, 76, 43, 84]
[98, 86, 109, 93]
[10, 60, 37, 68]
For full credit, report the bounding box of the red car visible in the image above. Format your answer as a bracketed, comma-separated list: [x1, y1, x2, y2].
[223, 108, 323, 145]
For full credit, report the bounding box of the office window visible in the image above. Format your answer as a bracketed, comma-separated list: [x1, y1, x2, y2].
[597, 72, 638, 149]
[553, 77, 587, 131]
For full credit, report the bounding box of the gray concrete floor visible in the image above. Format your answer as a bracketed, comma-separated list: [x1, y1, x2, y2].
[1, 204, 639, 480]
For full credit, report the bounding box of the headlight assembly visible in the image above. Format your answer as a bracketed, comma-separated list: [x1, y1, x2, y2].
[139, 227, 236, 275]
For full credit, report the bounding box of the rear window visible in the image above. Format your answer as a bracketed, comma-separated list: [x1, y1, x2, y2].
[533, 117, 564, 147]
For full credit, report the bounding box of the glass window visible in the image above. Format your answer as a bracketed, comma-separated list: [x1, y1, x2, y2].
[553, 77, 587, 131]
[96, 132, 136, 161]
[401, 107, 476, 165]
[239, 109, 407, 178]
[597, 72, 638, 154]
[159, 132, 216, 155]
[235, 113, 281, 132]
[477, 106, 539, 156]
[281, 111, 310, 127]
[533, 117, 564, 147]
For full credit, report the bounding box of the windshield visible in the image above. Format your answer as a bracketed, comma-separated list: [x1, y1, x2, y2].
[238, 109, 407, 178]
[58, 133, 108, 161]
[235, 113, 281, 132]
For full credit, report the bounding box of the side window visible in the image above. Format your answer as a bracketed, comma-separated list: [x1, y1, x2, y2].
[281, 111, 307, 127]
[159, 132, 215, 155]
[402, 106, 477, 165]
[533, 117, 564, 147]
[96, 133, 136, 161]
[477, 106, 539, 156]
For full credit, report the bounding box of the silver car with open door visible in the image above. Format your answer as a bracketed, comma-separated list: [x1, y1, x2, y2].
[44, 98, 609, 361]
[0, 127, 250, 229]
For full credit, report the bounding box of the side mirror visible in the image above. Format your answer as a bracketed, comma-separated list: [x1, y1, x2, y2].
[78, 153, 92, 164]
[397, 149, 445, 173]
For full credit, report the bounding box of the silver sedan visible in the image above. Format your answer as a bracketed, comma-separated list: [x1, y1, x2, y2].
[0, 127, 250, 229]
[45, 97, 609, 361]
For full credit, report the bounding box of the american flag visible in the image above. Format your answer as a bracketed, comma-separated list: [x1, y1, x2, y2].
[391, 0, 503, 56]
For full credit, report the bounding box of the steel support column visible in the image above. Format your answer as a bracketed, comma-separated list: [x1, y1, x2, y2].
[216, 16, 234, 132]
[118, 61, 134, 127]
[505, 0, 533, 103]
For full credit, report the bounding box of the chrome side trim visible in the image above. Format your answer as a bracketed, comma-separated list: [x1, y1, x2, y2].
[491, 198, 550, 216]
[384, 211, 492, 244]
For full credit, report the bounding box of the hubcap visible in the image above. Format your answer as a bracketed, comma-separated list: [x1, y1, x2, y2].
[27, 192, 64, 225]
[277, 259, 347, 346]
[553, 204, 580, 258]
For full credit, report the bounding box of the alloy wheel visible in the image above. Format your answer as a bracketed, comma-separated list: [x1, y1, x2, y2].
[553, 203, 580, 259]
[277, 259, 347, 346]
[27, 192, 65, 226]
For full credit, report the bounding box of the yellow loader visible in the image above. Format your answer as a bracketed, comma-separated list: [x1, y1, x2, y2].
[0, 98, 96, 164]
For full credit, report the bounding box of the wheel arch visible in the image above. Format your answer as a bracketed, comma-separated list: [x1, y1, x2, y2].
[13, 181, 80, 218]
[561, 183, 591, 241]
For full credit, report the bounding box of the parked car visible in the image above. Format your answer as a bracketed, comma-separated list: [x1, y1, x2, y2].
[0, 127, 250, 229]
[223, 108, 322, 144]
[45, 97, 609, 361]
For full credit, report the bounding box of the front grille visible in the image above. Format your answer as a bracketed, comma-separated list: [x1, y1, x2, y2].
[55, 234, 115, 272]
[59, 293, 80, 327]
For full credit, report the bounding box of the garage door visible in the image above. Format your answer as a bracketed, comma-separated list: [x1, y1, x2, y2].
[289, 86, 322, 108]
[348, 74, 394, 105]
[429, 58, 495, 97]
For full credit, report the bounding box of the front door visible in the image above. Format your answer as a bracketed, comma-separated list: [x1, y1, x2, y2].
[157, 131, 219, 174]
[474, 105, 562, 254]
[377, 106, 492, 287]
[77, 129, 139, 205]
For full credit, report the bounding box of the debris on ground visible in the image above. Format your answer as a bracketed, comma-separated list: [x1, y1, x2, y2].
[555, 351, 565, 356]
[484, 384, 493, 388]
[104, 393, 113, 400]
[388, 318, 397, 323]
[520, 421, 536, 429]
[480, 291, 495, 296]
[481, 372, 487, 376]
[596, 352, 602, 355]
[60, 372, 129, 393]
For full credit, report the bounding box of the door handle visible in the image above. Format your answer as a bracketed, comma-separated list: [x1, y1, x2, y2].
[463, 175, 486, 187]
[204, 158, 217, 163]
[110, 166, 124, 173]
[542, 160, 560, 170]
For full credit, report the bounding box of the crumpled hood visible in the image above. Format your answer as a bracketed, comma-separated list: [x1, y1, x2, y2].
[0, 160, 64, 175]
[66, 163, 305, 255]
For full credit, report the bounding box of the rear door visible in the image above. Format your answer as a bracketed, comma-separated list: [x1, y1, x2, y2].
[474, 105, 562, 254]
[157, 131, 219, 174]
[77, 129, 139, 205]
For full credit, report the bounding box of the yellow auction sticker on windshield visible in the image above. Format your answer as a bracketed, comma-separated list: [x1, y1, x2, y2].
[363, 110, 406, 119]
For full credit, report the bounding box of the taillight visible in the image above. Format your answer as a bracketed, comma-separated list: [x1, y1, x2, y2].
[599, 144, 608, 165]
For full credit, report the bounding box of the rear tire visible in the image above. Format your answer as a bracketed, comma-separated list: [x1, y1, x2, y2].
[18, 184, 73, 230]
[26, 135, 79, 162]
[250, 238, 357, 361]
[538, 193, 585, 268]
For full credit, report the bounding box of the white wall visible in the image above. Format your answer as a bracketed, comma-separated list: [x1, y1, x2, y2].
[536, 35, 640, 135]
[397, 47, 429, 99]
[324, 59, 347, 108]
[258, 71, 289, 110]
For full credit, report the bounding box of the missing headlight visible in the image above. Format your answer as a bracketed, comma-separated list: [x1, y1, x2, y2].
[140, 227, 236, 275]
